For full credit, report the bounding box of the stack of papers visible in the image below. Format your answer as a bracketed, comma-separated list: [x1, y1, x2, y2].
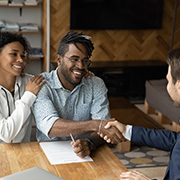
[3, 21, 19, 31]
[0, 20, 39, 32]
[19, 23, 39, 31]
[0, 0, 8, 5]
[24, 0, 38, 5]
[9, 0, 24, 6]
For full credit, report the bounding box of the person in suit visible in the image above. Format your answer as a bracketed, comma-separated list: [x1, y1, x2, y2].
[100, 48, 180, 180]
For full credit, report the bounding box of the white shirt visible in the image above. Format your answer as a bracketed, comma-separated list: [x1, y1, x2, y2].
[125, 125, 133, 141]
[0, 74, 36, 143]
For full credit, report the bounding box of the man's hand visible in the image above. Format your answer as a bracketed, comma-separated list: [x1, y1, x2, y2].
[71, 139, 90, 158]
[120, 170, 151, 180]
[99, 120, 126, 144]
[98, 119, 126, 144]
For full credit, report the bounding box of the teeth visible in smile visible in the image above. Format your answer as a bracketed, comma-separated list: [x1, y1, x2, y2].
[73, 71, 81, 75]
[13, 65, 22, 69]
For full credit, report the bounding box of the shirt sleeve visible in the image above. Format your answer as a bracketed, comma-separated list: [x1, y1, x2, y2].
[32, 84, 59, 138]
[125, 125, 133, 141]
[0, 91, 36, 143]
[90, 77, 110, 120]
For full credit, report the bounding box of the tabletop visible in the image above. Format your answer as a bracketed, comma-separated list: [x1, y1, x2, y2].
[0, 141, 127, 180]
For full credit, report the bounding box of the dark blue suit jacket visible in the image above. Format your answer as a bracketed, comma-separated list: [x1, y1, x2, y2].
[131, 126, 180, 180]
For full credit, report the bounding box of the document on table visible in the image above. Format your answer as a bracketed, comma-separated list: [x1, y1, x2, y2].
[39, 141, 93, 165]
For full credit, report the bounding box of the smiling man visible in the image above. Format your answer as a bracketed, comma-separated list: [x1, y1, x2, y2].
[32, 31, 122, 158]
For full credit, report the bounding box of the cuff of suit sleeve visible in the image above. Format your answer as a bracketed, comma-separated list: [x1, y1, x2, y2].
[21, 91, 36, 106]
[125, 125, 133, 141]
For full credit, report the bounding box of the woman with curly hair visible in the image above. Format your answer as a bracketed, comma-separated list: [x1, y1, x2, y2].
[0, 32, 45, 143]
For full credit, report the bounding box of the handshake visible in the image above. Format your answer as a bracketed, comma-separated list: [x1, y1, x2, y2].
[71, 118, 127, 158]
[97, 118, 127, 144]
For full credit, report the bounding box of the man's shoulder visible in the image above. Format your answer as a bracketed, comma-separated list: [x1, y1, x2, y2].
[84, 75, 105, 84]
[41, 70, 59, 86]
[83, 76, 107, 91]
[41, 70, 55, 80]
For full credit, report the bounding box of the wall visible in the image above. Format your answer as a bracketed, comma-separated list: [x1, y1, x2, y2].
[49, 0, 180, 64]
[0, 5, 43, 75]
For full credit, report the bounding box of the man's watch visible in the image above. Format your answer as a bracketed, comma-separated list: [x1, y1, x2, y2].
[86, 138, 96, 151]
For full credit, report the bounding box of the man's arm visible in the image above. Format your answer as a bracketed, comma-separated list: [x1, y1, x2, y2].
[48, 118, 111, 137]
[49, 118, 124, 143]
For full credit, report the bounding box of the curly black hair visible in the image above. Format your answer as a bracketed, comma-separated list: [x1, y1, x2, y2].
[57, 31, 94, 58]
[0, 32, 31, 58]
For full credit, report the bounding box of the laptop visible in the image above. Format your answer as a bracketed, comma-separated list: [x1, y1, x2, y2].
[1, 167, 65, 180]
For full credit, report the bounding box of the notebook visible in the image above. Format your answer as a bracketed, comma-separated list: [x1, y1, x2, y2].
[1, 167, 65, 180]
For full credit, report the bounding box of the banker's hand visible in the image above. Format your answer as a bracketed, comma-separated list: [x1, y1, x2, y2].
[98, 119, 126, 144]
[120, 170, 151, 180]
[71, 139, 90, 158]
[99, 118, 126, 144]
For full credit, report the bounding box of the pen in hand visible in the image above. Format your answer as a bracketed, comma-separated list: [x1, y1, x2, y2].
[70, 133, 75, 143]
[70, 134, 88, 158]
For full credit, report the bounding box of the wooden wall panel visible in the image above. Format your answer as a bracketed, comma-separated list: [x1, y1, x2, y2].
[49, 0, 180, 65]
[42, 0, 47, 71]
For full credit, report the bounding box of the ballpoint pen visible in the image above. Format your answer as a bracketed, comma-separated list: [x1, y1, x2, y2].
[70, 133, 75, 143]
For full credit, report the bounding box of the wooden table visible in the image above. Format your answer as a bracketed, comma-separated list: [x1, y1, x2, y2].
[0, 142, 127, 180]
[109, 97, 164, 152]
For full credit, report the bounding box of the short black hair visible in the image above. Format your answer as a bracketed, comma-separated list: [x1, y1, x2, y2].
[0, 32, 31, 58]
[166, 48, 180, 84]
[57, 31, 94, 58]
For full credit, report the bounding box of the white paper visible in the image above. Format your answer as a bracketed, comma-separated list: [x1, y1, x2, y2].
[39, 141, 93, 165]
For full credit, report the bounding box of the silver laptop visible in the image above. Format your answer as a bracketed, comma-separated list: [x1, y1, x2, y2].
[1, 167, 65, 180]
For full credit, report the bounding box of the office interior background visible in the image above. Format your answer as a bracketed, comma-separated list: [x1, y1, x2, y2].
[0, 1, 180, 179]
[1, 0, 179, 102]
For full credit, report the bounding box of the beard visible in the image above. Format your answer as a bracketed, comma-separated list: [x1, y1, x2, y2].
[61, 68, 79, 86]
[60, 64, 85, 86]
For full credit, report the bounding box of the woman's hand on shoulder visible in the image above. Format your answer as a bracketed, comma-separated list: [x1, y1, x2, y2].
[84, 70, 95, 78]
[25, 75, 46, 95]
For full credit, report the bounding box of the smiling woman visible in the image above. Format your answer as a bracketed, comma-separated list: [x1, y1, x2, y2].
[0, 42, 26, 77]
[0, 32, 46, 143]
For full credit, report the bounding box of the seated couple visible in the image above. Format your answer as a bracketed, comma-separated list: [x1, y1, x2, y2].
[0, 31, 122, 153]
